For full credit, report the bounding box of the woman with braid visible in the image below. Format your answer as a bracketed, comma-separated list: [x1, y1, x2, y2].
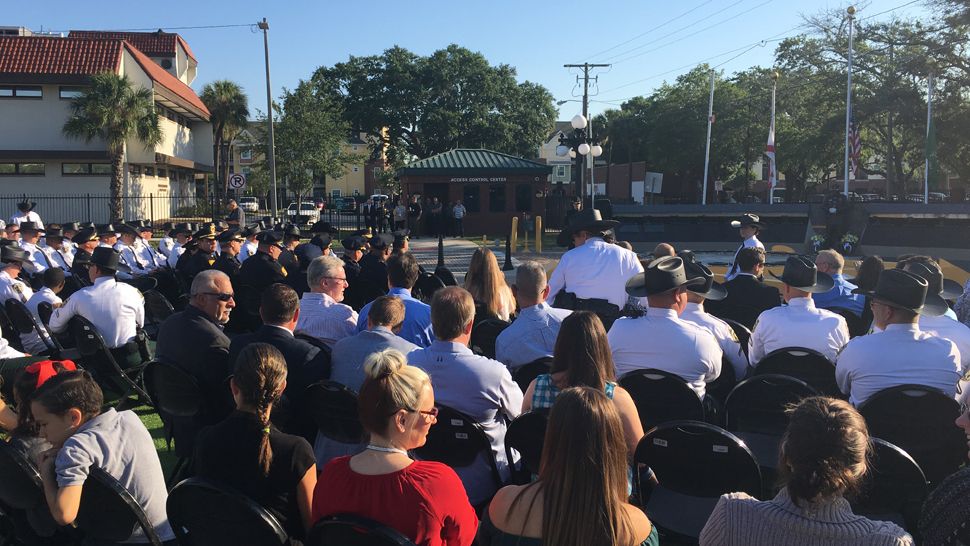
[194, 343, 317, 543]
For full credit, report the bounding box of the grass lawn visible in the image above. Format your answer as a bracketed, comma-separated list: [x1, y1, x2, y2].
[133, 405, 179, 476]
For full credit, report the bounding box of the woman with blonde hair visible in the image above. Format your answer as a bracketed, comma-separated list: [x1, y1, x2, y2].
[464, 247, 515, 321]
[481, 387, 657, 546]
[312, 349, 477, 545]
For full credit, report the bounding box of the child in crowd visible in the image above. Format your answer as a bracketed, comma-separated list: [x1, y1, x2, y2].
[31, 370, 176, 544]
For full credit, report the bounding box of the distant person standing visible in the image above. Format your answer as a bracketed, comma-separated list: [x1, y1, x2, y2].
[407, 196, 422, 239]
[430, 197, 442, 237]
[393, 199, 407, 232]
[225, 199, 245, 229]
[724, 213, 765, 282]
[9, 198, 43, 230]
[452, 199, 466, 238]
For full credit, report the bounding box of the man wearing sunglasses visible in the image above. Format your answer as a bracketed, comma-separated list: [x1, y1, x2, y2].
[155, 269, 237, 458]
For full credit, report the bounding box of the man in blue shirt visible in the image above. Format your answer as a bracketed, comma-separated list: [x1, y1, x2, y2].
[355, 252, 434, 347]
[407, 286, 523, 506]
[813, 249, 864, 316]
[496, 261, 571, 370]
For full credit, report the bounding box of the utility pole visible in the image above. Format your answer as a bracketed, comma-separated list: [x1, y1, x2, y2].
[257, 18, 279, 221]
[563, 63, 609, 204]
[842, 6, 856, 198]
[701, 70, 715, 205]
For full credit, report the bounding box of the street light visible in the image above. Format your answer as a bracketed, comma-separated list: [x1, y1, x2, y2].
[557, 113, 603, 202]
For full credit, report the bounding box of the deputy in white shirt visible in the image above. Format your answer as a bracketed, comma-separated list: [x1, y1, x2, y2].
[42, 226, 74, 271]
[749, 255, 849, 365]
[895, 260, 970, 374]
[50, 247, 145, 368]
[166, 224, 192, 269]
[134, 223, 164, 270]
[678, 252, 749, 381]
[114, 225, 151, 280]
[0, 246, 34, 305]
[17, 222, 50, 274]
[8, 199, 43, 230]
[724, 213, 766, 281]
[294, 254, 358, 348]
[238, 225, 260, 263]
[546, 208, 643, 315]
[836, 269, 961, 407]
[608, 256, 722, 399]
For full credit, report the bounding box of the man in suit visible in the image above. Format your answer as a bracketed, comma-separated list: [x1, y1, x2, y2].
[155, 270, 236, 456]
[706, 247, 781, 329]
[228, 283, 330, 441]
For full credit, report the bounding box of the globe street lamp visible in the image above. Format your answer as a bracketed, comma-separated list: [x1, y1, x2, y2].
[557, 114, 603, 203]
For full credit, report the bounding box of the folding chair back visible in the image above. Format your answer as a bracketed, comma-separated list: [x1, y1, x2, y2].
[69, 316, 150, 406]
[433, 265, 458, 287]
[512, 357, 553, 393]
[36, 301, 54, 326]
[308, 514, 417, 546]
[412, 272, 445, 303]
[4, 298, 59, 353]
[167, 477, 288, 546]
[142, 289, 175, 341]
[413, 404, 502, 488]
[470, 318, 510, 360]
[754, 346, 839, 395]
[719, 317, 752, 356]
[619, 368, 705, 431]
[119, 276, 158, 293]
[76, 466, 163, 545]
[0, 442, 43, 511]
[851, 438, 928, 532]
[0, 305, 24, 352]
[859, 384, 966, 485]
[825, 306, 868, 337]
[143, 359, 202, 418]
[505, 410, 549, 484]
[303, 381, 365, 444]
[725, 374, 819, 435]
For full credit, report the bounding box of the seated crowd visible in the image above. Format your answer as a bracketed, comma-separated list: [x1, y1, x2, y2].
[2, 215, 970, 546]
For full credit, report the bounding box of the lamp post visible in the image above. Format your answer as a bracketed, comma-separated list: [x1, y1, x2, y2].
[257, 18, 279, 221]
[556, 114, 603, 206]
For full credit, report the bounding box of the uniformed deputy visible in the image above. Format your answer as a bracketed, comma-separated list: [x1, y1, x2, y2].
[724, 213, 766, 281]
[238, 223, 261, 262]
[340, 235, 367, 311]
[70, 228, 101, 286]
[0, 245, 35, 304]
[166, 223, 193, 269]
[546, 208, 642, 329]
[114, 224, 151, 279]
[748, 255, 849, 366]
[296, 220, 337, 258]
[96, 223, 119, 248]
[607, 256, 723, 400]
[212, 229, 244, 278]
[49, 246, 146, 369]
[277, 224, 302, 275]
[392, 229, 410, 255]
[678, 251, 749, 382]
[183, 224, 220, 280]
[357, 233, 393, 308]
[231, 230, 287, 332]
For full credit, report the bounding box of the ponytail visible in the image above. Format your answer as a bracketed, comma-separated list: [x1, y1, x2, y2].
[233, 343, 287, 477]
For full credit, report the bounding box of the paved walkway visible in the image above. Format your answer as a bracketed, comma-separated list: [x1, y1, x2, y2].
[408, 237, 565, 285]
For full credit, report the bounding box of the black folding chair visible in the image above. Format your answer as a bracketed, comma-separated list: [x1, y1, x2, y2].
[308, 514, 417, 546]
[470, 318, 510, 360]
[36, 301, 54, 326]
[705, 356, 737, 409]
[76, 466, 163, 546]
[851, 438, 928, 532]
[4, 298, 60, 355]
[719, 317, 752, 357]
[824, 306, 868, 338]
[512, 357, 553, 394]
[724, 374, 819, 491]
[0, 441, 43, 514]
[167, 477, 288, 546]
[0, 305, 24, 352]
[142, 289, 175, 341]
[635, 420, 762, 541]
[69, 316, 151, 409]
[504, 410, 549, 485]
[143, 359, 202, 483]
[619, 368, 705, 431]
[303, 381, 365, 444]
[413, 404, 503, 492]
[119, 276, 158, 293]
[412, 272, 445, 303]
[859, 384, 966, 485]
[433, 265, 458, 287]
[753, 346, 839, 396]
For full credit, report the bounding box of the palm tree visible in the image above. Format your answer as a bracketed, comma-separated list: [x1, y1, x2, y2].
[201, 80, 249, 199]
[63, 72, 162, 222]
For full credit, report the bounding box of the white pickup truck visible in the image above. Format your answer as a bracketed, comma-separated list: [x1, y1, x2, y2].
[286, 201, 321, 225]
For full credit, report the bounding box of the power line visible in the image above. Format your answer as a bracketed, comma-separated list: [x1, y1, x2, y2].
[585, 0, 715, 61]
[45, 23, 257, 33]
[861, 0, 923, 21]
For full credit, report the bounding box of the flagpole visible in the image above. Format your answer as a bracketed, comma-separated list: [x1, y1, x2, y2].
[924, 71, 933, 205]
[843, 6, 856, 197]
[702, 70, 715, 205]
[768, 72, 778, 204]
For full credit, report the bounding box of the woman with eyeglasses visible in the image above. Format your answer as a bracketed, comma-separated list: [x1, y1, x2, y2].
[919, 403, 970, 545]
[311, 348, 478, 545]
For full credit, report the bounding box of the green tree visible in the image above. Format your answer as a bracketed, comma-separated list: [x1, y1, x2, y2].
[63, 72, 162, 222]
[201, 80, 250, 199]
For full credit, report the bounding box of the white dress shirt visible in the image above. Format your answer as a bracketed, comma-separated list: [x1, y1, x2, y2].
[545, 237, 644, 309]
[26, 287, 61, 320]
[608, 307, 723, 399]
[836, 322, 961, 406]
[238, 240, 258, 262]
[45, 245, 73, 271]
[158, 236, 174, 258]
[50, 276, 144, 348]
[295, 292, 359, 348]
[724, 234, 764, 281]
[135, 238, 164, 270]
[919, 313, 970, 374]
[19, 241, 50, 273]
[495, 302, 571, 370]
[114, 242, 148, 279]
[681, 301, 749, 381]
[748, 297, 849, 365]
[8, 211, 43, 229]
[167, 242, 185, 269]
[0, 270, 32, 304]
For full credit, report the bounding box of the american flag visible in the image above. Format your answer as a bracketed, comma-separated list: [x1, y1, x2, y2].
[848, 120, 862, 179]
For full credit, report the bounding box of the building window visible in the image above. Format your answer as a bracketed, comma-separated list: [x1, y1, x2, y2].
[488, 184, 506, 213]
[463, 185, 481, 213]
[59, 86, 85, 99]
[129, 165, 141, 175]
[0, 162, 45, 175]
[0, 86, 42, 99]
[352, 167, 359, 172]
[157, 168, 167, 178]
[242, 167, 252, 175]
[331, 189, 342, 198]
[352, 145, 358, 151]
[515, 184, 533, 212]
[63, 163, 110, 175]
[240, 148, 252, 161]
[144, 166, 155, 176]
[556, 165, 567, 178]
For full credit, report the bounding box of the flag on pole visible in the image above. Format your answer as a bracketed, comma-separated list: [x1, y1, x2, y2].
[765, 111, 776, 190]
[849, 116, 862, 179]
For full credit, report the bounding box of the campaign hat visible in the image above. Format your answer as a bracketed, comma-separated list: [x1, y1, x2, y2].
[679, 250, 728, 301]
[853, 268, 929, 314]
[626, 256, 705, 298]
[769, 255, 835, 293]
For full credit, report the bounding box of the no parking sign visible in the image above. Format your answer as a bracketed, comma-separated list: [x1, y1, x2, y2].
[228, 173, 246, 190]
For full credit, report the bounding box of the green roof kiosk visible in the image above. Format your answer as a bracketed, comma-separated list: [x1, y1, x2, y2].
[398, 149, 552, 236]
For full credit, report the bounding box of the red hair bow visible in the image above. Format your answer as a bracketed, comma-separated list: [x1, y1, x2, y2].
[25, 359, 77, 389]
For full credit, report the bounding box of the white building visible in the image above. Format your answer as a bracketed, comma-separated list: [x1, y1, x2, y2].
[0, 30, 212, 222]
[537, 121, 575, 188]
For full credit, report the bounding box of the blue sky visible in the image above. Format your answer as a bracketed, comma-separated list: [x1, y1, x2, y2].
[10, 0, 929, 118]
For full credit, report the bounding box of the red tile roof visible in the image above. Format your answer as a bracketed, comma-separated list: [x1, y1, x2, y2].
[0, 36, 123, 74]
[123, 42, 209, 119]
[68, 30, 197, 62]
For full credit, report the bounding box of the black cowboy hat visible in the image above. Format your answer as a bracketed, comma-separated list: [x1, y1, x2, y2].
[79, 222, 96, 230]
[342, 235, 367, 251]
[45, 226, 65, 239]
[169, 223, 192, 238]
[18, 221, 44, 233]
[730, 213, 765, 229]
[900, 262, 950, 317]
[255, 230, 284, 250]
[127, 219, 151, 229]
[16, 198, 35, 212]
[0, 245, 29, 264]
[88, 247, 131, 274]
[96, 224, 118, 237]
[853, 268, 929, 314]
[626, 256, 706, 298]
[216, 229, 245, 244]
[564, 208, 619, 237]
[295, 242, 324, 264]
[769, 255, 835, 293]
[116, 224, 140, 238]
[61, 222, 81, 233]
[308, 220, 338, 235]
[241, 223, 262, 238]
[71, 228, 99, 245]
[161, 222, 174, 232]
[279, 224, 302, 240]
[678, 250, 728, 301]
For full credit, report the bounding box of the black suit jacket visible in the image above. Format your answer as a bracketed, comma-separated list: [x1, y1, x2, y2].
[228, 325, 331, 441]
[707, 274, 782, 330]
[155, 304, 234, 456]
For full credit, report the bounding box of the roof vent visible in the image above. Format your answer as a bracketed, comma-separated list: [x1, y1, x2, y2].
[161, 58, 172, 69]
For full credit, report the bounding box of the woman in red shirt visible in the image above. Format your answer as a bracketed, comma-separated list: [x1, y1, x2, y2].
[312, 349, 478, 545]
